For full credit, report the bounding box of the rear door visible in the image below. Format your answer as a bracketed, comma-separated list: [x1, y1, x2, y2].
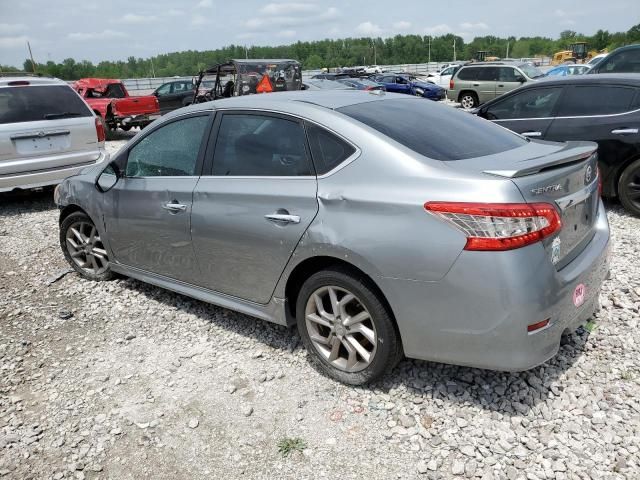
[482, 85, 563, 139]
[101, 113, 212, 281]
[477, 67, 498, 104]
[0, 83, 100, 175]
[545, 84, 640, 190]
[191, 111, 318, 304]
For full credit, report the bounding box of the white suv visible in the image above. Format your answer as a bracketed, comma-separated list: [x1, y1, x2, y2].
[0, 76, 107, 192]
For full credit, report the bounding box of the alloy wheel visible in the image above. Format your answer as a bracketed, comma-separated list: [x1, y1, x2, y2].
[460, 95, 475, 109]
[65, 221, 109, 275]
[305, 285, 377, 373]
[624, 169, 640, 210]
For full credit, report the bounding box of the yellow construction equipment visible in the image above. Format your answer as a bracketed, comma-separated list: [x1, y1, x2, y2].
[551, 42, 607, 65]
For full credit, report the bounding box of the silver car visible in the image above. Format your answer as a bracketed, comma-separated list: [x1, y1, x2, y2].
[54, 91, 610, 385]
[0, 76, 106, 192]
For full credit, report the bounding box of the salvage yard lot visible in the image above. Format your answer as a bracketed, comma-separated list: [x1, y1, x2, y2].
[1, 139, 640, 479]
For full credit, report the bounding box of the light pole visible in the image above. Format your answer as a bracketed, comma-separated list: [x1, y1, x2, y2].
[428, 36, 431, 65]
[453, 37, 456, 62]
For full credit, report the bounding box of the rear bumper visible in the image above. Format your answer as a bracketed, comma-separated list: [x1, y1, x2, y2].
[0, 151, 108, 192]
[380, 200, 611, 371]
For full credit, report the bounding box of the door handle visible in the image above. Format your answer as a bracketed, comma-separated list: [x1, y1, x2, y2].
[521, 131, 542, 137]
[473, 83, 480, 86]
[497, 84, 504, 87]
[611, 128, 638, 135]
[264, 213, 300, 224]
[162, 202, 187, 213]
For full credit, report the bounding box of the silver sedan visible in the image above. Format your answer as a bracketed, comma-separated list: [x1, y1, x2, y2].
[55, 91, 610, 384]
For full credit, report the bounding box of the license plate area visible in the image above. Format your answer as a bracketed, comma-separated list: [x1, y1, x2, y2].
[14, 134, 70, 155]
[557, 191, 598, 261]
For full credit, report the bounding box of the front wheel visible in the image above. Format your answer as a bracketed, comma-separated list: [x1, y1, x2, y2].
[618, 158, 640, 216]
[296, 267, 401, 385]
[459, 92, 478, 109]
[60, 212, 113, 281]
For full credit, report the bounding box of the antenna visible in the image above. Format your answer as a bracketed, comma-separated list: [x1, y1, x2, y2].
[27, 41, 37, 73]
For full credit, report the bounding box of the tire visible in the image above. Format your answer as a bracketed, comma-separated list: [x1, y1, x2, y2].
[459, 91, 478, 109]
[99, 116, 116, 141]
[618, 158, 640, 216]
[120, 125, 132, 132]
[296, 267, 401, 385]
[60, 212, 114, 281]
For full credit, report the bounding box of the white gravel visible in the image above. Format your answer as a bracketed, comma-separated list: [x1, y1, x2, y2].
[1, 137, 639, 479]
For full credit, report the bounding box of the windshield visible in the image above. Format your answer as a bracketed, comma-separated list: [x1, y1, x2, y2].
[519, 64, 545, 79]
[337, 98, 525, 161]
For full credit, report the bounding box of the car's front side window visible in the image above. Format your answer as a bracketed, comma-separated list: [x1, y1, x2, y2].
[211, 113, 312, 176]
[125, 115, 210, 177]
[485, 87, 563, 120]
[156, 83, 171, 95]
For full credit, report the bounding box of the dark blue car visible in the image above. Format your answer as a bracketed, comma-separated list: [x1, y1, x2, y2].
[372, 73, 445, 100]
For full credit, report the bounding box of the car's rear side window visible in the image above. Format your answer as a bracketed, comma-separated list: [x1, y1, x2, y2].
[456, 67, 480, 81]
[0, 85, 92, 125]
[337, 98, 526, 161]
[306, 124, 356, 174]
[557, 86, 636, 116]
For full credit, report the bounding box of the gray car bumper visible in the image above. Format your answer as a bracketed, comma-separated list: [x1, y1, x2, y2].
[380, 200, 611, 371]
[0, 151, 108, 192]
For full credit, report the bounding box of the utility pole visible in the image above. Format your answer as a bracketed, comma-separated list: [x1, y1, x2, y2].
[150, 57, 156, 78]
[428, 36, 431, 65]
[453, 37, 456, 62]
[506, 41, 510, 59]
[27, 41, 37, 73]
[244, 46, 248, 59]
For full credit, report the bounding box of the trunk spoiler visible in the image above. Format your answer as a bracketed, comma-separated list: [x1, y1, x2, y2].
[484, 147, 596, 179]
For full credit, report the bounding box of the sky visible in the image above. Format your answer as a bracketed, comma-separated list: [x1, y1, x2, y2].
[0, 0, 638, 67]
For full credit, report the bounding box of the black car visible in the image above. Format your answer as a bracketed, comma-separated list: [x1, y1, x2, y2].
[588, 44, 640, 74]
[152, 80, 194, 115]
[311, 72, 350, 80]
[475, 74, 640, 215]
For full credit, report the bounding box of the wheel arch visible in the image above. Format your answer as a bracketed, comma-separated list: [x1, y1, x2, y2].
[611, 153, 640, 198]
[283, 255, 398, 335]
[457, 89, 478, 102]
[59, 204, 89, 224]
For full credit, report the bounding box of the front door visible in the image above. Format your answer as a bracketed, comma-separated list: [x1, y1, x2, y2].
[191, 112, 318, 304]
[102, 113, 211, 281]
[482, 86, 564, 139]
[495, 67, 524, 98]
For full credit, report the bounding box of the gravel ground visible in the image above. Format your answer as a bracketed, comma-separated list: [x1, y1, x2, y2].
[1, 137, 639, 480]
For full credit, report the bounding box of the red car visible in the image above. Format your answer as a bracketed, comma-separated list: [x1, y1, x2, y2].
[73, 78, 160, 138]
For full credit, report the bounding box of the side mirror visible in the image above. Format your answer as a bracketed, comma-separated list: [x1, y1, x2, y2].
[152, 91, 159, 97]
[516, 76, 526, 83]
[95, 162, 120, 193]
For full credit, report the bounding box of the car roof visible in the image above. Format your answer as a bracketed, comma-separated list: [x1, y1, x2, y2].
[0, 76, 68, 88]
[529, 73, 640, 87]
[174, 90, 405, 117]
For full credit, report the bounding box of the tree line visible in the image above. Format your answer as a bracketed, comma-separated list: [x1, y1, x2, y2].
[2, 24, 639, 80]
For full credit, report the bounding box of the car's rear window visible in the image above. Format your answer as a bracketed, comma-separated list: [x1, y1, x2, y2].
[337, 98, 526, 161]
[0, 85, 92, 125]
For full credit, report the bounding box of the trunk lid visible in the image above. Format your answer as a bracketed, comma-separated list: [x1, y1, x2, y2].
[447, 140, 600, 268]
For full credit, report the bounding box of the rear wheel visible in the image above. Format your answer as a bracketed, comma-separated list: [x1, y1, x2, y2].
[60, 212, 113, 281]
[618, 158, 640, 216]
[120, 125, 132, 132]
[296, 267, 401, 385]
[459, 91, 478, 109]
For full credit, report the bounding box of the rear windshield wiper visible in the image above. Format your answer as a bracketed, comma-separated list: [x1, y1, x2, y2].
[43, 112, 82, 120]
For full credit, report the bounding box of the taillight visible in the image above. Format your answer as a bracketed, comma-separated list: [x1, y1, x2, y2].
[449, 79, 454, 89]
[424, 202, 561, 251]
[95, 117, 105, 143]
